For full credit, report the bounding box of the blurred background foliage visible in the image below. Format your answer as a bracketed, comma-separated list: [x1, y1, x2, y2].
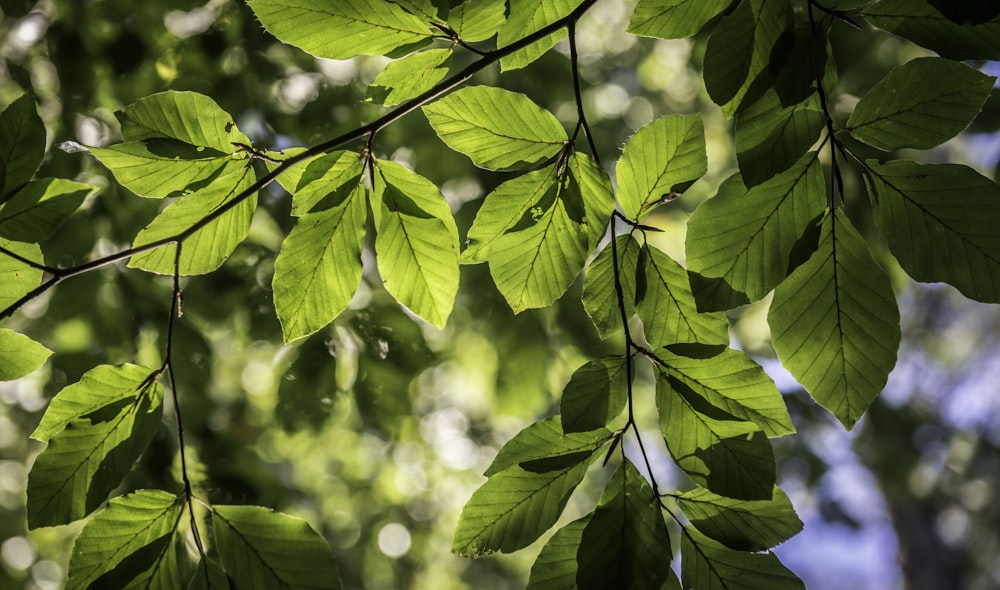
[1, 0, 999, 588]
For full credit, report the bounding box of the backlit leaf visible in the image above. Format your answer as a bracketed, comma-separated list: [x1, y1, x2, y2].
[676, 486, 802, 551]
[560, 357, 630, 433]
[117, 91, 249, 153]
[0, 328, 51, 381]
[526, 517, 589, 590]
[681, 527, 805, 590]
[863, 0, 1000, 60]
[628, 0, 731, 39]
[271, 150, 363, 216]
[485, 416, 611, 476]
[0, 178, 95, 242]
[369, 49, 452, 106]
[448, 0, 506, 42]
[497, 0, 579, 71]
[0, 94, 45, 200]
[582, 235, 641, 339]
[0, 238, 43, 311]
[736, 89, 825, 187]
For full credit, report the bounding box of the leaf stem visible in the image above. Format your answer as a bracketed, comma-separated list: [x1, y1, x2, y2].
[568, 21, 600, 164]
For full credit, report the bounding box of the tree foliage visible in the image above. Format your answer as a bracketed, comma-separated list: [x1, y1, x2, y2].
[1, 0, 999, 587]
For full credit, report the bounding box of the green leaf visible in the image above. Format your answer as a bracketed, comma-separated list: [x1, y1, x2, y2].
[576, 460, 672, 590]
[423, 86, 567, 171]
[27, 367, 163, 528]
[736, 89, 825, 187]
[703, 0, 792, 116]
[0, 178, 95, 241]
[0, 238, 44, 313]
[681, 527, 805, 590]
[0, 94, 46, 200]
[656, 346, 794, 438]
[497, 0, 579, 71]
[246, 0, 432, 60]
[582, 235, 640, 339]
[865, 160, 1000, 303]
[560, 357, 629, 433]
[526, 516, 589, 590]
[452, 454, 598, 556]
[271, 150, 363, 216]
[686, 152, 826, 307]
[485, 416, 611, 476]
[769, 209, 899, 429]
[128, 167, 259, 275]
[636, 244, 729, 347]
[65, 489, 183, 590]
[676, 486, 802, 552]
[628, 0, 731, 39]
[213, 505, 342, 590]
[186, 559, 232, 590]
[448, 0, 506, 42]
[0, 328, 51, 381]
[847, 57, 995, 151]
[117, 91, 250, 153]
[371, 159, 459, 327]
[616, 114, 707, 220]
[657, 371, 775, 500]
[389, 0, 440, 21]
[862, 0, 1000, 60]
[273, 181, 367, 342]
[369, 49, 452, 107]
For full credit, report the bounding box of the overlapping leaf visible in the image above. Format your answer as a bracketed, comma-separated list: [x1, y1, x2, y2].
[270, 150, 363, 215]
[526, 517, 589, 590]
[628, 0, 731, 39]
[657, 373, 775, 500]
[66, 490, 183, 590]
[677, 486, 802, 551]
[497, 0, 579, 71]
[560, 357, 629, 433]
[582, 235, 640, 339]
[865, 160, 1000, 303]
[0, 238, 43, 312]
[0, 94, 45, 201]
[736, 90, 825, 187]
[27, 364, 163, 528]
[369, 49, 452, 106]
[686, 153, 826, 308]
[0, 328, 51, 381]
[681, 527, 805, 590]
[636, 244, 729, 347]
[485, 416, 611, 476]
[213, 505, 342, 589]
[423, 86, 567, 170]
[576, 460, 672, 590]
[847, 57, 995, 151]
[246, 0, 432, 59]
[769, 209, 899, 428]
[616, 114, 707, 220]
[448, 0, 506, 42]
[0, 178, 95, 242]
[371, 159, 459, 327]
[129, 167, 258, 275]
[862, 0, 1000, 60]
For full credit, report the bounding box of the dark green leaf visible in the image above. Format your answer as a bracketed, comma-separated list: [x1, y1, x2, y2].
[847, 57, 995, 151]
[485, 416, 611, 476]
[628, 0, 731, 39]
[526, 516, 589, 590]
[497, 0, 579, 71]
[560, 357, 629, 433]
[0, 238, 44, 311]
[0, 178, 95, 241]
[863, 0, 1000, 60]
[0, 94, 45, 200]
[368, 49, 452, 107]
[676, 486, 802, 551]
[423, 86, 567, 171]
[582, 235, 641, 339]
[681, 527, 805, 590]
[0, 328, 51, 381]
[246, 0, 433, 59]
[636, 244, 729, 347]
[686, 152, 826, 307]
[736, 90, 825, 187]
[576, 460, 671, 590]
[65, 489, 183, 590]
[448, 0, 506, 42]
[186, 559, 232, 590]
[213, 505, 342, 589]
[616, 114, 707, 220]
[769, 209, 899, 429]
[866, 160, 1000, 303]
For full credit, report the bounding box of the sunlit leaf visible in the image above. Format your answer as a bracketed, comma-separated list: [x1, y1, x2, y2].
[213, 505, 342, 589]
[389, 0, 439, 21]
[686, 152, 826, 308]
[628, 0, 730, 39]
[736, 89, 825, 187]
[681, 527, 805, 590]
[485, 416, 611, 476]
[616, 114, 706, 220]
[582, 235, 641, 339]
[676, 486, 802, 552]
[863, 0, 1000, 60]
[576, 460, 672, 590]
[560, 356, 629, 433]
[270, 150, 363, 216]
[657, 371, 775, 500]
[27, 367, 163, 528]
[0, 94, 45, 201]
[423, 86, 567, 170]
[448, 0, 507, 42]
[866, 160, 1000, 303]
[0, 328, 51, 381]
[0, 238, 43, 311]
[847, 57, 995, 151]
[636, 244, 729, 347]
[769, 209, 899, 429]
[246, 0, 433, 59]
[371, 159, 459, 327]
[129, 167, 258, 275]
[117, 91, 249, 153]
[0, 178, 95, 242]
[526, 516, 589, 590]
[369, 49, 452, 106]
[497, 0, 579, 71]
[186, 559, 232, 590]
[65, 489, 183, 590]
